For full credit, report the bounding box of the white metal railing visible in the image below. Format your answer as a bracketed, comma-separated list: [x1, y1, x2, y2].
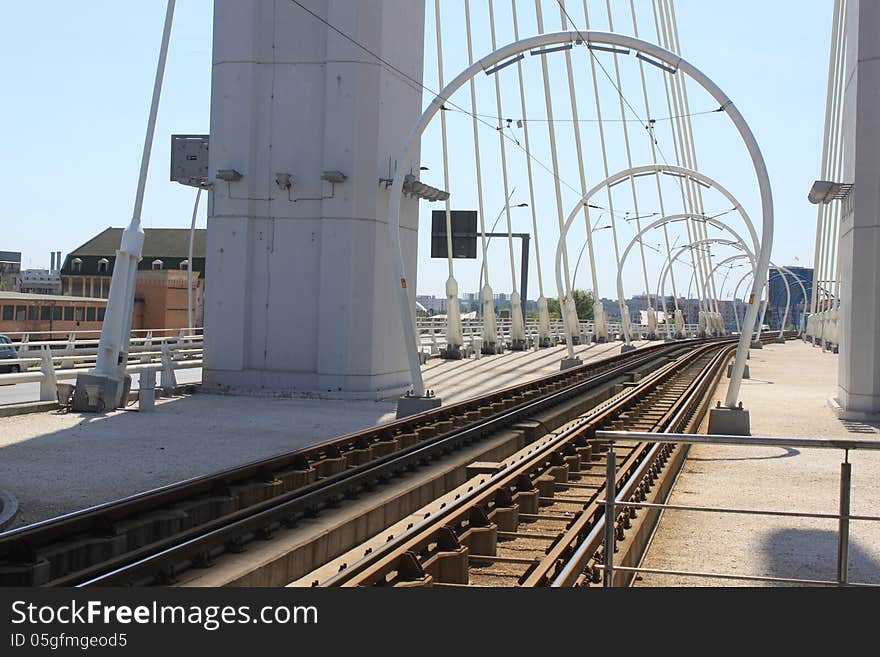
[0, 329, 203, 403]
[591, 430, 878, 588]
[415, 316, 701, 356]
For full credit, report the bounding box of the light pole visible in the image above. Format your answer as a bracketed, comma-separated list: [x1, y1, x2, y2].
[72, 0, 176, 412]
[476, 201, 529, 303]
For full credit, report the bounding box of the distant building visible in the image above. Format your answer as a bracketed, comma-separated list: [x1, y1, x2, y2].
[20, 269, 61, 295]
[0, 251, 21, 292]
[416, 295, 448, 315]
[61, 228, 206, 329]
[768, 266, 813, 329]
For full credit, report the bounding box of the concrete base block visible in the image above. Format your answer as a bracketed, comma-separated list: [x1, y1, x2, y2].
[441, 344, 463, 360]
[396, 395, 442, 419]
[727, 363, 750, 379]
[560, 357, 582, 371]
[440, 344, 464, 360]
[620, 344, 637, 354]
[481, 342, 503, 355]
[509, 339, 527, 352]
[750, 341, 763, 349]
[827, 396, 880, 422]
[71, 373, 131, 413]
[774, 336, 786, 344]
[707, 405, 751, 436]
[538, 337, 552, 348]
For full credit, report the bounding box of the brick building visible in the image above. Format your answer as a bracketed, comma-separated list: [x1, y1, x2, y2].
[61, 228, 206, 330]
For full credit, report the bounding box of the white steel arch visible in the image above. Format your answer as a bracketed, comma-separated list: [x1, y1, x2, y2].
[612, 213, 756, 346]
[388, 30, 773, 414]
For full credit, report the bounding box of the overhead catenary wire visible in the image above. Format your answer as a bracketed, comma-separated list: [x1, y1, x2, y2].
[288, 0, 587, 227]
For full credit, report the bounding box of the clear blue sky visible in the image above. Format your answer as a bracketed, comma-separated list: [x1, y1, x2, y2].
[1, 0, 831, 301]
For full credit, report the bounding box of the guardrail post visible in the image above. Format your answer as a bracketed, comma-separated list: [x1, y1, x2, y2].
[39, 345, 57, 402]
[19, 334, 30, 356]
[141, 331, 153, 364]
[160, 342, 177, 391]
[61, 333, 76, 369]
[604, 448, 616, 588]
[139, 369, 156, 412]
[837, 452, 851, 585]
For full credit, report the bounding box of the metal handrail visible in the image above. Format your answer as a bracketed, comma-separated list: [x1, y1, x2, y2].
[594, 430, 878, 587]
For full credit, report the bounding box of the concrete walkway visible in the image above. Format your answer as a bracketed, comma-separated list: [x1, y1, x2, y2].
[636, 340, 880, 586]
[0, 340, 645, 529]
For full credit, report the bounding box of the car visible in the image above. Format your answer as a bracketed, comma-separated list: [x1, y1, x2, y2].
[0, 335, 20, 374]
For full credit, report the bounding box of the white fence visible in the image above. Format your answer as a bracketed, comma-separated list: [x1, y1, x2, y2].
[0, 329, 203, 402]
[415, 316, 701, 356]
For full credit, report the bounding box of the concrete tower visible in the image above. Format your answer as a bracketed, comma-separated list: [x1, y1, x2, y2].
[204, 0, 426, 398]
[836, 0, 880, 417]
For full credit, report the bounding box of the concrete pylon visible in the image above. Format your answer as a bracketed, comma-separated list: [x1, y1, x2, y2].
[203, 1, 425, 399]
[834, 0, 880, 417]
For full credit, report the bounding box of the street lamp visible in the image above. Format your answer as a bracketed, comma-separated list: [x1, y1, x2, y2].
[476, 201, 530, 312]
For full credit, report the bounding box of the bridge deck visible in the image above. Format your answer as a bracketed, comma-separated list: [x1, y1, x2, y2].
[0, 340, 645, 529]
[636, 340, 880, 586]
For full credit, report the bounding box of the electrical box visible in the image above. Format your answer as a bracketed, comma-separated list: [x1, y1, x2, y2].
[431, 210, 478, 259]
[171, 134, 209, 187]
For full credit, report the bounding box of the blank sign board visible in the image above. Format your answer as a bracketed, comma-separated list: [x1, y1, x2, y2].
[431, 210, 477, 259]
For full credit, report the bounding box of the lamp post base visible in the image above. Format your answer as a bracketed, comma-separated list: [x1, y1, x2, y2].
[481, 342, 504, 355]
[560, 357, 582, 371]
[727, 363, 750, 379]
[708, 404, 751, 436]
[71, 372, 132, 413]
[396, 393, 442, 419]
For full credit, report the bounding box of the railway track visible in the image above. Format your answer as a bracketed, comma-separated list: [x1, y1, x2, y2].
[0, 339, 703, 586]
[312, 337, 742, 587]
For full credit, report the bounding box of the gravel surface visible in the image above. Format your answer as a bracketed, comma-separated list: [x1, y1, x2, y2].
[635, 340, 880, 587]
[0, 341, 647, 529]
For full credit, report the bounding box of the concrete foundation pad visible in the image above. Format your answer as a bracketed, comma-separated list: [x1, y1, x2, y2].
[71, 373, 130, 413]
[396, 395, 442, 419]
[620, 344, 637, 354]
[750, 341, 764, 350]
[727, 363, 750, 379]
[638, 341, 880, 587]
[560, 357, 582, 371]
[707, 405, 751, 435]
[827, 396, 880, 422]
[0, 340, 650, 529]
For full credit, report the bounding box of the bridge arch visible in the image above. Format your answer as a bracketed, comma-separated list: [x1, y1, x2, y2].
[388, 30, 773, 407]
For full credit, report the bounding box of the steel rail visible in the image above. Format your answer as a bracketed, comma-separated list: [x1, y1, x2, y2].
[548, 342, 732, 586]
[32, 342, 693, 586]
[0, 340, 682, 567]
[318, 340, 737, 587]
